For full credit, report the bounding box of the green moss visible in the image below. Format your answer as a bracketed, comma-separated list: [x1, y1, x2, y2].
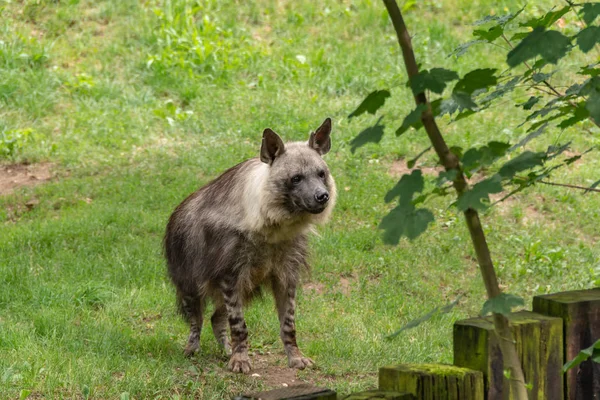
[379, 364, 484, 400]
[535, 288, 600, 304]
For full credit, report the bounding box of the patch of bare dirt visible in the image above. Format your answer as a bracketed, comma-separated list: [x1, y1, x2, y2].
[520, 205, 545, 225]
[248, 352, 308, 389]
[388, 158, 443, 178]
[339, 273, 357, 296]
[303, 282, 325, 295]
[0, 163, 53, 196]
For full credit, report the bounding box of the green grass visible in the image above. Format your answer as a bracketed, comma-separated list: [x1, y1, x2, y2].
[1, 0, 599, 398]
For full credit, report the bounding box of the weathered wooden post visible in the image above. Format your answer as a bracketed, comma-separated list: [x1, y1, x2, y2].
[378, 363, 484, 399]
[533, 288, 600, 400]
[453, 310, 563, 399]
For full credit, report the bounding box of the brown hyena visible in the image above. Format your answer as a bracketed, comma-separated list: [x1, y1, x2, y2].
[164, 118, 336, 373]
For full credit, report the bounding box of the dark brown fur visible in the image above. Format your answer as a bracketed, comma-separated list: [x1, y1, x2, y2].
[164, 119, 336, 373]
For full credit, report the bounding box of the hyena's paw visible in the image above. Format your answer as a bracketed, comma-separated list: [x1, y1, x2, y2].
[228, 353, 251, 374]
[288, 356, 314, 370]
[183, 342, 199, 358]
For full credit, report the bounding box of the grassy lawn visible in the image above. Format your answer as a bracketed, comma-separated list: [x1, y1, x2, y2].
[1, 0, 599, 398]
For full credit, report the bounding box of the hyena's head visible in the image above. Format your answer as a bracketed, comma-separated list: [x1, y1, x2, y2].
[260, 118, 336, 216]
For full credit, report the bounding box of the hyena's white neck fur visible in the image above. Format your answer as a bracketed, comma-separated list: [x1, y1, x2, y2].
[239, 145, 336, 243]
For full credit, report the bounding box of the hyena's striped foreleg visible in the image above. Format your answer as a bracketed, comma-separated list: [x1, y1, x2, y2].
[272, 279, 314, 369]
[221, 280, 251, 373]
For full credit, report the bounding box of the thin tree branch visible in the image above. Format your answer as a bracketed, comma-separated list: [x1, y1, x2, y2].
[381, 1, 529, 398]
[540, 180, 600, 193]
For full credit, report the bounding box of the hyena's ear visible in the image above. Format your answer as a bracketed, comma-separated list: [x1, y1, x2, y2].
[308, 117, 332, 155]
[261, 128, 285, 165]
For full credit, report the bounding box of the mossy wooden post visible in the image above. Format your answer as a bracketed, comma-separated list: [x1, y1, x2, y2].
[234, 384, 336, 400]
[453, 310, 563, 399]
[533, 288, 600, 400]
[341, 390, 415, 399]
[378, 364, 484, 400]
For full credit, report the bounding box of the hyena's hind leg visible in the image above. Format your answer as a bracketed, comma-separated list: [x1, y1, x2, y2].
[210, 303, 232, 355]
[272, 278, 314, 369]
[178, 291, 205, 357]
[220, 280, 252, 373]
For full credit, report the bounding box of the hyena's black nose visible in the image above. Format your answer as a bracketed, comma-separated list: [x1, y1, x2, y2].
[315, 191, 329, 204]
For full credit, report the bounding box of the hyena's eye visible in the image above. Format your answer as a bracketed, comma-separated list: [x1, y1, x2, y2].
[291, 175, 303, 185]
[318, 170, 326, 179]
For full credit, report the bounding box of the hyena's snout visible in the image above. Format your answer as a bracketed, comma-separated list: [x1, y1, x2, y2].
[306, 187, 330, 214]
[314, 189, 329, 205]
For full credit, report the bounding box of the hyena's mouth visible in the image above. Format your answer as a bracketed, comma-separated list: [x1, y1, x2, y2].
[306, 205, 327, 214]
[288, 198, 327, 215]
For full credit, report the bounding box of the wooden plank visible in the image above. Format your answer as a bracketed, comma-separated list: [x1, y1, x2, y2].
[378, 363, 484, 400]
[341, 390, 414, 399]
[235, 384, 336, 400]
[533, 288, 600, 400]
[453, 310, 563, 399]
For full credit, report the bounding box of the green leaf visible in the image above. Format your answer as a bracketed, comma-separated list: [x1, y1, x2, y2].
[586, 178, 600, 193]
[563, 339, 600, 373]
[453, 109, 477, 122]
[461, 148, 484, 170]
[585, 78, 600, 123]
[456, 175, 503, 211]
[385, 296, 462, 339]
[474, 7, 525, 26]
[396, 100, 443, 135]
[436, 169, 458, 186]
[580, 3, 600, 25]
[445, 69, 498, 113]
[588, 91, 600, 124]
[454, 68, 498, 94]
[579, 64, 600, 77]
[532, 72, 553, 83]
[447, 92, 479, 113]
[577, 26, 600, 53]
[507, 27, 571, 67]
[498, 151, 546, 179]
[379, 205, 435, 243]
[350, 118, 385, 153]
[409, 68, 459, 95]
[519, 96, 540, 110]
[449, 40, 486, 58]
[461, 141, 511, 171]
[480, 76, 521, 104]
[510, 31, 531, 41]
[407, 146, 432, 169]
[481, 293, 525, 316]
[546, 142, 572, 160]
[473, 25, 503, 42]
[384, 169, 424, 204]
[396, 104, 428, 136]
[520, 6, 570, 28]
[558, 103, 590, 129]
[348, 90, 391, 119]
[511, 123, 548, 150]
